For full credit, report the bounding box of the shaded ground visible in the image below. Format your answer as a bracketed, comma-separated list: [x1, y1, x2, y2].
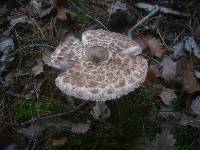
[0, 0, 200, 150]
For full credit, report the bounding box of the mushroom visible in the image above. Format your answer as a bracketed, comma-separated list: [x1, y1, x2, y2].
[48, 29, 148, 118]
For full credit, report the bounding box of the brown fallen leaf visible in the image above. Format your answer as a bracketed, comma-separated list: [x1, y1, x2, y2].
[177, 61, 200, 93]
[161, 56, 176, 81]
[191, 96, 200, 116]
[144, 36, 167, 58]
[193, 26, 200, 42]
[29, 0, 54, 18]
[52, 137, 68, 146]
[149, 63, 162, 77]
[132, 37, 148, 50]
[107, 0, 127, 15]
[55, 0, 67, 20]
[146, 69, 157, 83]
[31, 60, 44, 76]
[159, 88, 177, 106]
[152, 129, 176, 150]
[71, 123, 91, 134]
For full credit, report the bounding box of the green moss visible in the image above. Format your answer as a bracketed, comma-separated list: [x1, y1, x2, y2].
[15, 102, 33, 120]
[72, 13, 90, 23]
[15, 97, 69, 121]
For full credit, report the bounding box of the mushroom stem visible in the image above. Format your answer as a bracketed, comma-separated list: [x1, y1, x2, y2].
[92, 101, 111, 120]
[128, 5, 159, 39]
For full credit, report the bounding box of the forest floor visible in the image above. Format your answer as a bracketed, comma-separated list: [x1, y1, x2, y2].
[0, 0, 200, 150]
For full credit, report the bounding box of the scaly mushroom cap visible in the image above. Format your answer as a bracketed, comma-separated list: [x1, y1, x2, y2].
[49, 29, 148, 101]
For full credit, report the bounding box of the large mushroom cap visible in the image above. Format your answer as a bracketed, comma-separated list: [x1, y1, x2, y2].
[49, 29, 148, 101]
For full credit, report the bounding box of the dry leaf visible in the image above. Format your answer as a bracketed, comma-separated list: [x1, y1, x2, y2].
[173, 40, 187, 59]
[159, 88, 177, 106]
[144, 36, 167, 58]
[0, 37, 14, 76]
[17, 119, 72, 138]
[195, 70, 200, 79]
[152, 129, 176, 150]
[31, 60, 44, 76]
[55, 0, 67, 20]
[161, 56, 176, 81]
[17, 125, 43, 138]
[134, 138, 154, 150]
[191, 96, 200, 116]
[52, 137, 68, 146]
[146, 69, 157, 82]
[132, 37, 148, 50]
[71, 123, 91, 134]
[177, 61, 200, 93]
[29, 0, 54, 18]
[149, 63, 162, 77]
[107, 1, 127, 15]
[184, 36, 200, 59]
[193, 26, 200, 42]
[10, 15, 33, 26]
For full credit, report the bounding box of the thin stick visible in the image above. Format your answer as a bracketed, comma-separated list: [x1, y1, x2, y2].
[128, 5, 160, 39]
[135, 3, 190, 17]
[32, 19, 46, 40]
[156, 29, 171, 53]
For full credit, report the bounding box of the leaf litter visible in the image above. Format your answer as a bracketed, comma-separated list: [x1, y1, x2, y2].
[1, 0, 200, 149]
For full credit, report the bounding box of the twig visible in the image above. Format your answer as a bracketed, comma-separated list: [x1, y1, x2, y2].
[156, 29, 171, 53]
[17, 101, 86, 127]
[135, 3, 191, 17]
[128, 5, 160, 39]
[128, 2, 191, 39]
[32, 19, 46, 40]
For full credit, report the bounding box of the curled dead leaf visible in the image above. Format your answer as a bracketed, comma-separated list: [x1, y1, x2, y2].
[176, 61, 200, 93]
[71, 123, 91, 134]
[52, 137, 68, 146]
[146, 69, 157, 83]
[159, 88, 177, 106]
[193, 26, 200, 42]
[161, 56, 176, 81]
[152, 129, 176, 150]
[144, 36, 167, 58]
[31, 60, 44, 76]
[107, 1, 127, 15]
[191, 96, 200, 116]
[55, 0, 68, 20]
[29, 0, 54, 18]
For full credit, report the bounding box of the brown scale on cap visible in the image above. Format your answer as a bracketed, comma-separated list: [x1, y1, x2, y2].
[48, 29, 148, 101]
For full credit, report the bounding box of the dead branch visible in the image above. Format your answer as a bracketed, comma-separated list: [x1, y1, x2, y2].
[128, 2, 191, 39]
[136, 3, 190, 17]
[128, 5, 159, 39]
